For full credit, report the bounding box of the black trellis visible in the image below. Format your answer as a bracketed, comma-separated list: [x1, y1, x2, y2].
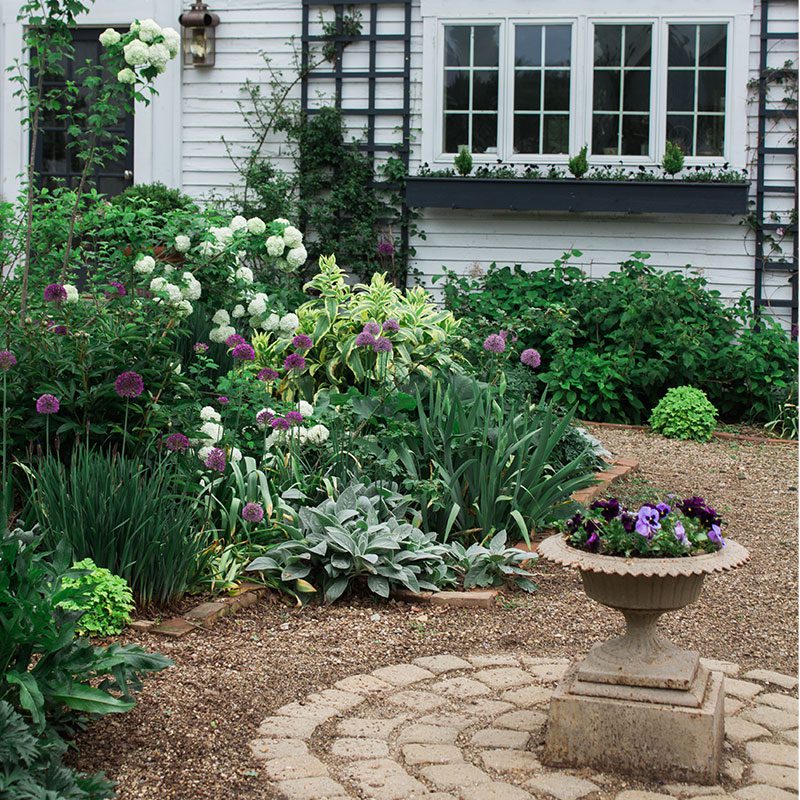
[301, 0, 413, 284]
[753, 0, 798, 331]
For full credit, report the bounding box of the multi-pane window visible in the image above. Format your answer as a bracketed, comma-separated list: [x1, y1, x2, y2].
[443, 25, 500, 154]
[513, 25, 572, 154]
[591, 24, 652, 156]
[666, 24, 727, 156]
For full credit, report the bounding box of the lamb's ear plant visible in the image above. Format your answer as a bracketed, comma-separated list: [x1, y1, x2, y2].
[448, 530, 538, 592]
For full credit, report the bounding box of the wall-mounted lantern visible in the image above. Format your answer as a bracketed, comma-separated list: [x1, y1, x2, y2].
[178, 2, 220, 67]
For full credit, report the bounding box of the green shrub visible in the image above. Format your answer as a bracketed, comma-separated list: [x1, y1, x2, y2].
[59, 559, 134, 637]
[662, 140, 685, 175]
[112, 181, 198, 218]
[454, 146, 473, 176]
[568, 145, 589, 178]
[649, 386, 718, 442]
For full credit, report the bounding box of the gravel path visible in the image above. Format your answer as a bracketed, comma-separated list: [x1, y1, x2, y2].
[75, 428, 798, 800]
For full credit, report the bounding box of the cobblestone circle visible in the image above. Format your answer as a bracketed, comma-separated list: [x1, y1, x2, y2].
[249, 653, 798, 800]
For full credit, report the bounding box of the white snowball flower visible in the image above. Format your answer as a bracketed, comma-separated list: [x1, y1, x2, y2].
[175, 299, 193, 317]
[99, 28, 121, 47]
[265, 235, 284, 258]
[285, 245, 307, 270]
[64, 284, 79, 303]
[161, 27, 180, 58]
[273, 217, 290, 225]
[262, 313, 280, 332]
[211, 226, 233, 245]
[174, 234, 191, 253]
[210, 324, 236, 343]
[198, 445, 212, 462]
[150, 276, 167, 292]
[147, 43, 170, 71]
[200, 406, 221, 422]
[282, 225, 303, 248]
[212, 309, 230, 326]
[200, 421, 224, 443]
[232, 304, 246, 319]
[198, 240, 222, 257]
[137, 18, 163, 43]
[134, 254, 155, 274]
[117, 68, 136, 84]
[247, 294, 268, 317]
[123, 39, 150, 66]
[181, 277, 202, 301]
[298, 400, 314, 418]
[162, 264, 175, 276]
[230, 215, 248, 231]
[165, 283, 183, 304]
[307, 424, 330, 445]
[279, 313, 299, 333]
[235, 266, 254, 284]
[246, 217, 266, 235]
[230, 447, 243, 463]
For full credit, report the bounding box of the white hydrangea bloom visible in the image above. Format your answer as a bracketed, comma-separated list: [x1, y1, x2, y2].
[211, 226, 233, 245]
[279, 313, 299, 333]
[64, 284, 79, 303]
[235, 266, 254, 284]
[181, 274, 202, 301]
[117, 68, 136, 84]
[99, 28, 121, 47]
[274, 217, 290, 225]
[134, 254, 156, 274]
[232, 304, 246, 319]
[210, 324, 236, 343]
[212, 309, 230, 326]
[230, 215, 248, 231]
[162, 264, 175, 276]
[298, 400, 314, 418]
[147, 43, 170, 71]
[123, 39, 150, 66]
[174, 234, 191, 253]
[165, 283, 183, 304]
[149, 277, 167, 292]
[198, 445, 212, 462]
[161, 27, 180, 58]
[137, 18, 163, 43]
[265, 235, 284, 258]
[262, 313, 280, 332]
[247, 294, 268, 317]
[230, 447, 243, 463]
[307, 424, 330, 445]
[282, 226, 303, 248]
[200, 421, 224, 443]
[275, 257, 289, 271]
[246, 217, 266, 235]
[285, 245, 307, 270]
[200, 406, 221, 422]
[198, 240, 222, 257]
[175, 299, 193, 317]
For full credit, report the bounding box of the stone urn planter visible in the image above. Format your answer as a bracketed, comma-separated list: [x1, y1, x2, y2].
[538, 532, 749, 783]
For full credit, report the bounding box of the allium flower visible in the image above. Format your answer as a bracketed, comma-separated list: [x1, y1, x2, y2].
[355, 331, 377, 348]
[283, 353, 306, 372]
[483, 333, 506, 354]
[377, 240, 395, 257]
[0, 350, 17, 370]
[285, 411, 304, 426]
[520, 348, 541, 368]
[374, 337, 393, 353]
[382, 318, 400, 333]
[256, 408, 274, 427]
[270, 417, 290, 431]
[241, 502, 265, 523]
[193, 342, 209, 354]
[36, 394, 60, 414]
[106, 281, 127, 298]
[114, 371, 144, 399]
[50, 325, 68, 335]
[363, 321, 381, 336]
[225, 333, 246, 348]
[292, 333, 313, 350]
[708, 524, 726, 548]
[231, 343, 255, 361]
[44, 283, 67, 303]
[165, 432, 190, 452]
[217, 396, 229, 405]
[204, 447, 226, 472]
[257, 368, 279, 382]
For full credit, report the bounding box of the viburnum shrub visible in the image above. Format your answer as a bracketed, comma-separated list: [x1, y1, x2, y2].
[649, 386, 718, 442]
[565, 496, 726, 557]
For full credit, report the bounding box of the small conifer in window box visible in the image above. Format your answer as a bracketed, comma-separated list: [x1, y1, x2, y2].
[662, 140, 685, 177]
[454, 146, 473, 176]
[568, 145, 589, 179]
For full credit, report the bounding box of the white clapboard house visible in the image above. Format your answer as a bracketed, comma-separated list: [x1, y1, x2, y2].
[0, 0, 797, 326]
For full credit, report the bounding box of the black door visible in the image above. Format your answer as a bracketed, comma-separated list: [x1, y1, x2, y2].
[33, 27, 134, 196]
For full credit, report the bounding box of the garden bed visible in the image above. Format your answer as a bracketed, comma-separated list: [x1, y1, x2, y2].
[405, 176, 749, 215]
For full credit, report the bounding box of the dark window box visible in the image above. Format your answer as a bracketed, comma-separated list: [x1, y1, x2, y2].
[405, 176, 749, 215]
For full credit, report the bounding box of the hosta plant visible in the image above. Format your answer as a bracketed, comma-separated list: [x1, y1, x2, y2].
[649, 385, 718, 442]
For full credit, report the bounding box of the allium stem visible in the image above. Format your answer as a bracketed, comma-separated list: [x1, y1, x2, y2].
[122, 400, 129, 460]
[2, 372, 7, 528]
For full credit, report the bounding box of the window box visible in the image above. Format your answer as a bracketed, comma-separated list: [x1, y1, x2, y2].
[405, 176, 748, 215]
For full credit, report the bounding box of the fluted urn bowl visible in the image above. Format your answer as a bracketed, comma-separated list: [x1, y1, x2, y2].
[538, 534, 749, 690]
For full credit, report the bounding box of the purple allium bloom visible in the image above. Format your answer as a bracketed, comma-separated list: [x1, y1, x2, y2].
[256, 409, 274, 426]
[382, 318, 400, 333]
[217, 396, 229, 405]
[363, 321, 381, 336]
[285, 410, 304, 425]
[165, 432, 190, 452]
[270, 417, 290, 431]
[292, 333, 313, 351]
[673, 520, 688, 545]
[589, 497, 620, 522]
[520, 348, 541, 368]
[114, 371, 145, 399]
[226, 333, 247, 348]
[355, 331, 377, 348]
[36, 394, 60, 414]
[708, 524, 725, 548]
[257, 367, 280, 382]
[106, 281, 126, 298]
[44, 283, 67, 303]
[483, 333, 506, 354]
[242, 502, 265, 523]
[193, 342, 209, 354]
[373, 336, 393, 353]
[0, 350, 16, 371]
[50, 325, 68, 335]
[283, 353, 306, 372]
[204, 447, 227, 472]
[377, 240, 395, 257]
[635, 506, 661, 539]
[231, 343, 256, 361]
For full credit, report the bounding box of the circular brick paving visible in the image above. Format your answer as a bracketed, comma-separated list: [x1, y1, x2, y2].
[249, 653, 798, 800]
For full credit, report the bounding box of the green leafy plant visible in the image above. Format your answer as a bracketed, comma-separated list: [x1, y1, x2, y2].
[448, 530, 537, 591]
[662, 140, 685, 176]
[568, 145, 589, 179]
[649, 386, 718, 442]
[58, 559, 134, 637]
[454, 146, 473, 176]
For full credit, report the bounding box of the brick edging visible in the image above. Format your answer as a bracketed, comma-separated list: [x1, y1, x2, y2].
[585, 420, 797, 446]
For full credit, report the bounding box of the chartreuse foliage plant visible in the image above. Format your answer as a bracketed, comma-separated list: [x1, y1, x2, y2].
[58, 559, 134, 637]
[649, 386, 718, 442]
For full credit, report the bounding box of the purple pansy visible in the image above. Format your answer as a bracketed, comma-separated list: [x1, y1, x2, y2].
[708, 524, 726, 548]
[635, 506, 661, 539]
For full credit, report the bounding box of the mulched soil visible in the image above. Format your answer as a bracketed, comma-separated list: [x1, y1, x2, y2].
[74, 427, 798, 800]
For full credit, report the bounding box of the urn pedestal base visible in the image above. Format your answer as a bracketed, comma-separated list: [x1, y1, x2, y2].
[543, 663, 724, 783]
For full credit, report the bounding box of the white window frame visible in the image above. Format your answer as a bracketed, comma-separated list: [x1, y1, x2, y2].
[420, 1, 751, 171]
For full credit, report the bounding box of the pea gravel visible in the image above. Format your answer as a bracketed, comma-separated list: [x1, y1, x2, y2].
[74, 427, 798, 799]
